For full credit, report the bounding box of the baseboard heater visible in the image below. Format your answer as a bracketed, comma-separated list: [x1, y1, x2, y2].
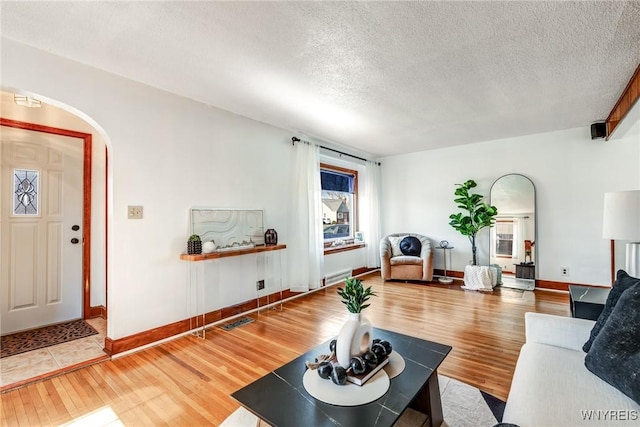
[325, 269, 351, 285]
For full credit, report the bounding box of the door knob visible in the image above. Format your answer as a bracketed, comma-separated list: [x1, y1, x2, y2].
[72, 225, 80, 231]
[71, 238, 79, 244]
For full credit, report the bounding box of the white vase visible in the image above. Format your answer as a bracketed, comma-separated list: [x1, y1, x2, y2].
[336, 312, 372, 368]
[202, 240, 217, 254]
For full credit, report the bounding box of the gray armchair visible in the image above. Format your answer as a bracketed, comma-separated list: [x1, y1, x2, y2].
[380, 233, 434, 281]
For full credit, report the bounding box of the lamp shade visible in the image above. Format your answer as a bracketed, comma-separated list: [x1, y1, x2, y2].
[603, 190, 640, 241]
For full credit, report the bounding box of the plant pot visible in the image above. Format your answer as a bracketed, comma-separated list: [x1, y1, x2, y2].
[336, 312, 372, 368]
[187, 240, 202, 255]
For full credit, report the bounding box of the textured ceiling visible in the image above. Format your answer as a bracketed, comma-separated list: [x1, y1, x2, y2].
[1, 1, 639, 157]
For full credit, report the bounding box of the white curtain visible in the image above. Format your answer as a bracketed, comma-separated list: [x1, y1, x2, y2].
[289, 141, 324, 291]
[513, 217, 527, 260]
[361, 161, 382, 268]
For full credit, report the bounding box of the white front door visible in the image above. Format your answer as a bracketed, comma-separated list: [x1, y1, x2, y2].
[1, 127, 84, 335]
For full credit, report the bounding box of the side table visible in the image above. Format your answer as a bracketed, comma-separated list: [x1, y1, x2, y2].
[515, 263, 535, 279]
[436, 246, 454, 284]
[568, 285, 610, 321]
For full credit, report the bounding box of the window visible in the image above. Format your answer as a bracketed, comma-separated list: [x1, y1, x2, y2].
[13, 169, 39, 216]
[495, 221, 514, 257]
[321, 164, 357, 244]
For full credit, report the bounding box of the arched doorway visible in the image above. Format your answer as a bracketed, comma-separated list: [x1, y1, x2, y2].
[0, 90, 109, 389]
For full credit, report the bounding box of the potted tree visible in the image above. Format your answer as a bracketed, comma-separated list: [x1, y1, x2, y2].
[448, 179, 498, 265]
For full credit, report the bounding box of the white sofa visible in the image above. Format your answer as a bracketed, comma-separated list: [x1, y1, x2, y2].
[502, 312, 640, 426]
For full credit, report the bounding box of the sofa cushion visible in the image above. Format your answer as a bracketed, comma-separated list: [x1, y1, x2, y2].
[390, 255, 423, 266]
[400, 236, 421, 256]
[503, 342, 640, 426]
[387, 235, 405, 257]
[584, 282, 640, 405]
[583, 270, 640, 352]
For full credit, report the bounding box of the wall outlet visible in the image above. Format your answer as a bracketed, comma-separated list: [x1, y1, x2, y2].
[128, 205, 143, 219]
[561, 267, 570, 276]
[256, 279, 265, 291]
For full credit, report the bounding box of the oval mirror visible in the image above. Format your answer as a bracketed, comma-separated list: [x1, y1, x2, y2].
[490, 174, 536, 290]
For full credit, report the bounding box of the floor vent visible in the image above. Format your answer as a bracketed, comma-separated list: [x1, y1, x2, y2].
[220, 317, 254, 331]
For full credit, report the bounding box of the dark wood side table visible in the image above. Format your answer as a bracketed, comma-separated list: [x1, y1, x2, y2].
[515, 263, 535, 279]
[569, 285, 610, 320]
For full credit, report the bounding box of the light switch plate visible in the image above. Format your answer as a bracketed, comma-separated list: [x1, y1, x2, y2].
[128, 205, 143, 219]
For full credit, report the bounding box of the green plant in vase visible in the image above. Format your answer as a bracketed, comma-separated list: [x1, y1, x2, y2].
[448, 179, 498, 265]
[335, 277, 377, 369]
[337, 277, 377, 313]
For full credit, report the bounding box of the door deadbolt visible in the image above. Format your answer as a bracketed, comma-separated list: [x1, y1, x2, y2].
[72, 225, 80, 231]
[71, 238, 79, 244]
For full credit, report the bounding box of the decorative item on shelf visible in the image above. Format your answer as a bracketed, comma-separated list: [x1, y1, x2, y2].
[331, 239, 346, 247]
[264, 228, 278, 246]
[449, 179, 498, 265]
[524, 240, 535, 263]
[187, 234, 202, 255]
[355, 231, 364, 242]
[335, 277, 376, 369]
[202, 240, 217, 254]
[439, 240, 449, 249]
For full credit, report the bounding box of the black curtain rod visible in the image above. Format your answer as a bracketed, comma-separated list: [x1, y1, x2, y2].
[291, 136, 380, 165]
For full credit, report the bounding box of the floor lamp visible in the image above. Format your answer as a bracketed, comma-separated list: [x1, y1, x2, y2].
[603, 190, 640, 278]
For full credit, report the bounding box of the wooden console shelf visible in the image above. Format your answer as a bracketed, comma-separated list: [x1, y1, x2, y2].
[182, 243, 287, 338]
[180, 244, 286, 261]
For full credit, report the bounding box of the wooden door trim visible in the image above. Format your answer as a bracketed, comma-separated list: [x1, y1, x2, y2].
[0, 117, 92, 320]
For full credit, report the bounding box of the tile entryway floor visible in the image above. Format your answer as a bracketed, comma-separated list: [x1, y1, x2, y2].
[0, 318, 108, 390]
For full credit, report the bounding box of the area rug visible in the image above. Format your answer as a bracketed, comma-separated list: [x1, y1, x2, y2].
[439, 375, 505, 426]
[0, 320, 98, 358]
[221, 375, 505, 427]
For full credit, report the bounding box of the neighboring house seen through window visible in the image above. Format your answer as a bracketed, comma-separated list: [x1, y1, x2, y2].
[321, 164, 357, 243]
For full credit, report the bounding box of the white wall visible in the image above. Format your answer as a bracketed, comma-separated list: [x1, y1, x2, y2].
[2, 38, 368, 339]
[381, 126, 639, 286]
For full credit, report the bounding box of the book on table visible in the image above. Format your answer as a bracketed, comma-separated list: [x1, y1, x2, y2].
[346, 355, 390, 386]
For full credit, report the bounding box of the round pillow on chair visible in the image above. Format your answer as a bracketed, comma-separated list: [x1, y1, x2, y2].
[400, 236, 422, 257]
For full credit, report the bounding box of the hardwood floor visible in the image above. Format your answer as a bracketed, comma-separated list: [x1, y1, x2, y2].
[0, 273, 570, 426]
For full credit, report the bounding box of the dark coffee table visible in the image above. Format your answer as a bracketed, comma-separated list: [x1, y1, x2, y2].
[231, 328, 452, 427]
[569, 285, 611, 320]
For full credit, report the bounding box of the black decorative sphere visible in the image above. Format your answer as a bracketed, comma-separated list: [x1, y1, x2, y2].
[317, 361, 333, 379]
[349, 356, 366, 375]
[362, 350, 378, 369]
[329, 339, 337, 353]
[265, 229, 278, 246]
[372, 343, 387, 360]
[380, 340, 392, 355]
[330, 366, 347, 385]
